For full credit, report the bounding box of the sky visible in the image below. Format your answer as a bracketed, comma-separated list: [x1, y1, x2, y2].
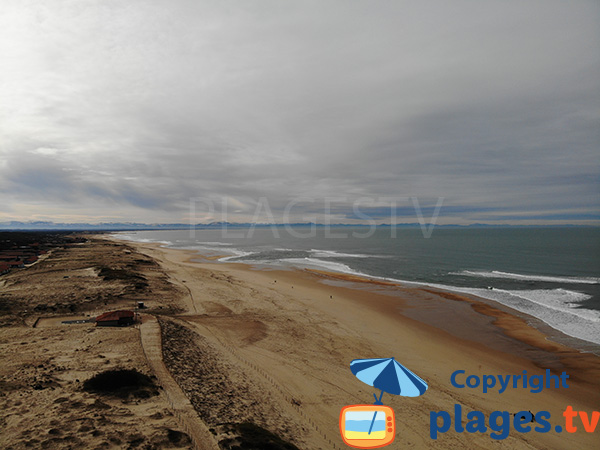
[1, 0, 599, 225]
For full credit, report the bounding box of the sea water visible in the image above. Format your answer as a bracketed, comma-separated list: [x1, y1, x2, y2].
[113, 227, 600, 346]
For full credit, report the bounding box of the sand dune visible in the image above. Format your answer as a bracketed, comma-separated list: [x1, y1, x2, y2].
[1, 236, 598, 449]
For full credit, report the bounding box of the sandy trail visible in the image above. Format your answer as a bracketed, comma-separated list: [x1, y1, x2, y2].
[139, 314, 219, 450]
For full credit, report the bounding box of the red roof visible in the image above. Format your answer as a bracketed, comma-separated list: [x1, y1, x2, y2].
[95, 310, 135, 322]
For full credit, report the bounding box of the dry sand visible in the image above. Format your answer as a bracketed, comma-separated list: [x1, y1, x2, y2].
[0, 238, 193, 450]
[1, 236, 598, 449]
[129, 240, 599, 449]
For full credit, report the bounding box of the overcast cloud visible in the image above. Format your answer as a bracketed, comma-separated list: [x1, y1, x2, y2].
[1, 0, 598, 224]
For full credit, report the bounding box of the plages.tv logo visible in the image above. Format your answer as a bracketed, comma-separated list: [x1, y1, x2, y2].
[340, 357, 428, 449]
[430, 369, 600, 440]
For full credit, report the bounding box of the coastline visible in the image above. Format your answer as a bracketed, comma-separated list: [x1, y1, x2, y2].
[122, 237, 599, 449]
[306, 269, 600, 358]
[3, 233, 596, 449]
[109, 230, 600, 351]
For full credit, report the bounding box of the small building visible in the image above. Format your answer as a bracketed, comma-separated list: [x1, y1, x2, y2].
[95, 310, 136, 327]
[9, 261, 24, 269]
[0, 263, 9, 275]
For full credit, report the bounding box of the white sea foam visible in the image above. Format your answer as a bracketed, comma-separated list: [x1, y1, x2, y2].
[112, 233, 255, 271]
[309, 249, 386, 258]
[418, 283, 600, 345]
[109, 233, 142, 242]
[277, 257, 362, 275]
[110, 234, 173, 246]
[456, 270, 600, 285]
[267, 257, 600, 345]
[497, 288, 596, 320]
[155, 243, 255, 261]
[218, 250, 257, 262]
[110, 232, 600, 346]
[175, 245, 229, 254]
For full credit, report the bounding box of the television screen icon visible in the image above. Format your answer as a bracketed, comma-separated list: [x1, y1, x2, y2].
[340, 404, 395, 449]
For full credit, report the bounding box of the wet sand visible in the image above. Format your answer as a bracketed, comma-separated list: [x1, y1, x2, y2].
[128, 239, 600, 449]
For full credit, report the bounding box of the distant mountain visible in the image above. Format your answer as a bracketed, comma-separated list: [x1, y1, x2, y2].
[0, 221, 191, 230]
[0, 221, 594, 231]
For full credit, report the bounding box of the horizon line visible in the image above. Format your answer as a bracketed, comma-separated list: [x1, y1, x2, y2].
[0, 220, 599, 231]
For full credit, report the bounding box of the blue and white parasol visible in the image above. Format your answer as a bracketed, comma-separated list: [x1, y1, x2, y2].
[350, 357, 428, 404]
[350, 357, 428, 436]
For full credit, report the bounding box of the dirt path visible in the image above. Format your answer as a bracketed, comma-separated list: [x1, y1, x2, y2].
[139, 314, 220, 450]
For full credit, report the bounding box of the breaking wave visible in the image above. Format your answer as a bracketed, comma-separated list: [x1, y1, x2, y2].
[456, 270, 600, 285]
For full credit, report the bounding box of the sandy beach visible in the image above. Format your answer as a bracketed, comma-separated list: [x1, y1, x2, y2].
[1, 236, 598, 450]
[4, 2, 598, 449]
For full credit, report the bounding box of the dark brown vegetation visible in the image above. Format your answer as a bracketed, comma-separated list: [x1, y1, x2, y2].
[0, 231, 81, 278]
[83, 368, 159, 399]
[159, 318, 301, 450]
[0, 235, 182, 326]
[0, 231, 85, 252]
[0, 234, 196, 450]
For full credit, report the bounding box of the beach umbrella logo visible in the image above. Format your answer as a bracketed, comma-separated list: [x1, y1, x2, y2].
[340, 357, 428, 449]
[351, 357, 428, 403]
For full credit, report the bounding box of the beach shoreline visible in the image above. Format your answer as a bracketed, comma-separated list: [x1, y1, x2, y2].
[120, 236, 599, 449]
[2, 234, 598, 449]
[159, 241, 599, 373]
[122, 236, 600, 362]
[304, 269, 600, 358]
[108, 228, 600, 352]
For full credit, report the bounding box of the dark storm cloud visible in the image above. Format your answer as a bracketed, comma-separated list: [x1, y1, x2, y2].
[0, 0, 598, 224]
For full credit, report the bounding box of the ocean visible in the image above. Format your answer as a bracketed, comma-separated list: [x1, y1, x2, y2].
[112, 227, 600, 346]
